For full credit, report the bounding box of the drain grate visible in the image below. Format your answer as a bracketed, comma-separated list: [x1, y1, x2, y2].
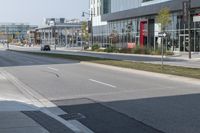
[60, 113, 86, 121]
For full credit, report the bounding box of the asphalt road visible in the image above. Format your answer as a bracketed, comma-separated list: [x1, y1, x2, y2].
[1, 49, 200, 133]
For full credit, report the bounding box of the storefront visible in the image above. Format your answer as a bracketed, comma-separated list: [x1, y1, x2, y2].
[96, 0, 200, 52]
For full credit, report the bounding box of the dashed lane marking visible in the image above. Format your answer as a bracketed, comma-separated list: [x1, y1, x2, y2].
[47, 67, 59, 72]
[89, 79, 117, 88]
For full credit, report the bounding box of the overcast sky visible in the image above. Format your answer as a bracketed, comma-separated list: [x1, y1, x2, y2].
[0, 0, 89, 25]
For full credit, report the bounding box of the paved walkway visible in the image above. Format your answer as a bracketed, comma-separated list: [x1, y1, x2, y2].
[0, 70, 75, 133]
[56, 47, 200, 61]
[0, 71, 48, 133]
[0, 112, 49, 133]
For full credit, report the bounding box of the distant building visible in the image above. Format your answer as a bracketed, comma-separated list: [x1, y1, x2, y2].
[0, 23, 37, 42]
[35, 18, 82, 47]
[43, 18, 81, 26]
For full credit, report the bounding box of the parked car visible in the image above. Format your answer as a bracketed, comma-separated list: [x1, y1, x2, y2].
[41, 45, 51, 51]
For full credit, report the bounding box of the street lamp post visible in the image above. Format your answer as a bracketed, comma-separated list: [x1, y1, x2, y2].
[188, 0, 192, 59]
[82, 11, 95, 47]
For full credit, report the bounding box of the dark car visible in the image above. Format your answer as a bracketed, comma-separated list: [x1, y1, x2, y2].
[41, 45, 51, 51]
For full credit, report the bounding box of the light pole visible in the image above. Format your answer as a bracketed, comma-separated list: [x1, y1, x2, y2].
[188, 0, 192, 59]
[82, 11, 95, 47]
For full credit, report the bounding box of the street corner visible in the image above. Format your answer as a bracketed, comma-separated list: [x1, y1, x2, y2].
[0, 111, 49, 133]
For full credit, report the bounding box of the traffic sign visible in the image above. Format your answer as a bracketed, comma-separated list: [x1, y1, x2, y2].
[183, 1, 189, 23]
[158, 32, 167, 37]
[193, 15, 200, 22]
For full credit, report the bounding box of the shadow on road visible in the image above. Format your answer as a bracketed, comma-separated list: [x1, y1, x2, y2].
[0, 100, 74, 133]
[53, 93, 200, 133]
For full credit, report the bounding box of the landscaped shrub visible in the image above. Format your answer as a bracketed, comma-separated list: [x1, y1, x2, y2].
[84, 45, 89, 50]
[151, 48, 174, 55]
[150, 48, 162, 55]
[95, 49, 105, 52]
[133, 47, 151, 54]
[92, 44, 100, 51]
[104, 46, 119, 53]
[165, 51, 174, 55]
[119, 48, 133, 53]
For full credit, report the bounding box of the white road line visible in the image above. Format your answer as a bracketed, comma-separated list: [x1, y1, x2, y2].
[89, 79, 116, 88]
[0, 74, 6, 80]
[47, 67, 59, 71]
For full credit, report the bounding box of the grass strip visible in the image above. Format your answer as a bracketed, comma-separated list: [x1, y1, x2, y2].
[10, 50, 200, 79]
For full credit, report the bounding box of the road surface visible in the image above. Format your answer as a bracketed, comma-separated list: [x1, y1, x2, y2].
[1, 48, 200, 133]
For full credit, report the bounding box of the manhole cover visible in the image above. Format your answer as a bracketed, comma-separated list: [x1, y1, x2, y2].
[60, 113, 86, 121]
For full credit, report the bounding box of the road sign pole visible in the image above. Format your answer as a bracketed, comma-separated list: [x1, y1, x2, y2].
[183, 1, 191, 58]
[161, 37, 164, 71]
[188, 0, 192, 59]
[158, 32, 167, 71]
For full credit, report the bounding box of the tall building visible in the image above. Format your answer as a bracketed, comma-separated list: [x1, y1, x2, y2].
[90, 0, 108, 41]
[90, 0, 200, 52]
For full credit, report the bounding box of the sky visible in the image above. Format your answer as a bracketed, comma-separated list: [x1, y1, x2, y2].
[0, 0, 89, 25]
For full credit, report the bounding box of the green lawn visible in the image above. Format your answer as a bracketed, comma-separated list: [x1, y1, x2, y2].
[10, 50, 200, 79]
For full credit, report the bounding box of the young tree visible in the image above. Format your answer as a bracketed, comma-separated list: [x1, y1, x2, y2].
[7, 35, 13, 43]
[109, 29, 118, 45]
[126, 21, 133, 43]
[81, 21, 89, 43]
[156, 7, 171, 70]
[156, 7, 171, 31]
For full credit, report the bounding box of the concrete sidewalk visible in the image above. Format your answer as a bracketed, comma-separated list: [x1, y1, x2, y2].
[0, 70, 76, 133]
[0, 71, 48, 133]
[0, 112, 49, 133]
[56, 47, 200, 61]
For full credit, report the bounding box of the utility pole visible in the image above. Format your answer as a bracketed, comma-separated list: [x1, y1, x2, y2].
[82, 11, 95, 47]
[91, 13, 94, 47]
[188, 0, 192, 59]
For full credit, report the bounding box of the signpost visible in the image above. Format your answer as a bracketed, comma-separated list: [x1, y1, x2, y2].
[193, 15, 200, 22]
[183, 1, 189, 23]
[158, 32, 168, 70]
[183, 1, 191, 59]
[158, 32, 167, 38]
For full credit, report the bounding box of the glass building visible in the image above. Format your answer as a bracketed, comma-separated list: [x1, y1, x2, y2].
[36, 18, 82, 47]
[0, 23, 37, 42]
[90, 0, 200, 52]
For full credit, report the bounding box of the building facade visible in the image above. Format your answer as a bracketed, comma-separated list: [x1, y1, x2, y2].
[0, 23, 37, 42]
[90, 0, 200, 52]
[35, 18, 82, 47]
